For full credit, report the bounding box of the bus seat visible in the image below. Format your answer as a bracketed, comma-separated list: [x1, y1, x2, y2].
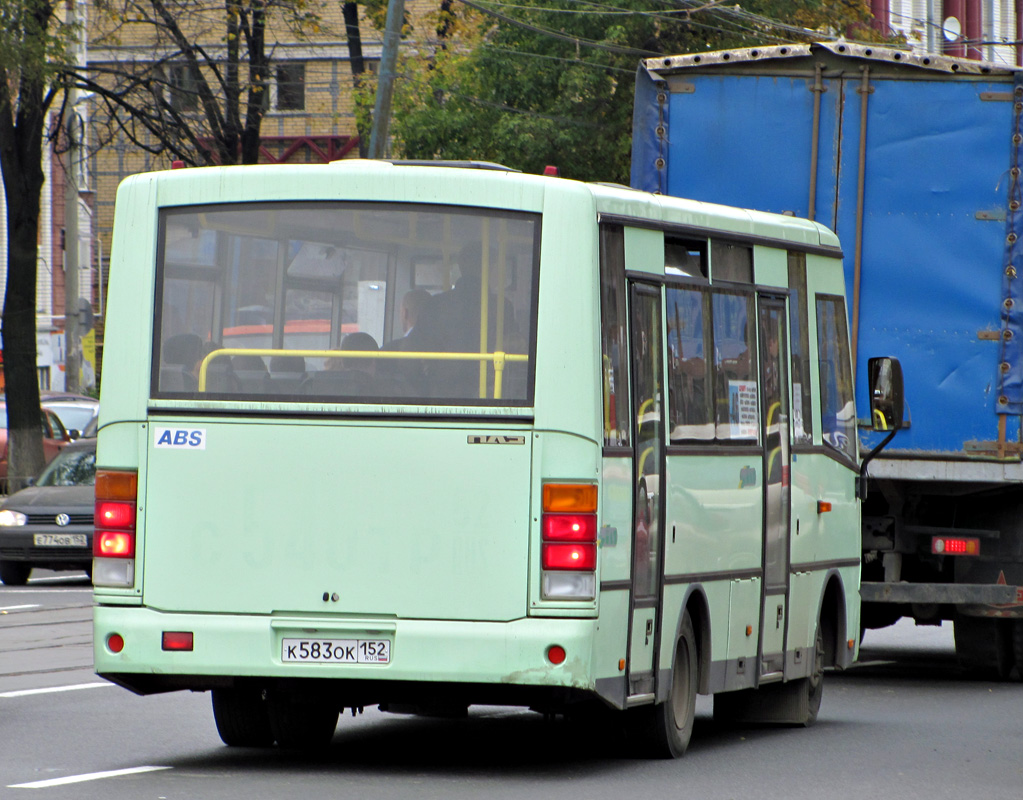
[232, 354, 269, 393]
[301, 369, 377, 397]
[267, 355, 307, 394]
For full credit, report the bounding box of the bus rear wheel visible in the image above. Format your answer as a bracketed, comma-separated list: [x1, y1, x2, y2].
[266, 689, 339, 751]
[212, 687, 275, 747]
[634, 610, 697, 759]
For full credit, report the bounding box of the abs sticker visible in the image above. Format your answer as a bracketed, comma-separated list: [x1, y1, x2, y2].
[154, 427, 206, 450]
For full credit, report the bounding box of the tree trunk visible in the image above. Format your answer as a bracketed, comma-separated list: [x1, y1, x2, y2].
[1, 153, 47, 493]
[342, 2, 370, 158]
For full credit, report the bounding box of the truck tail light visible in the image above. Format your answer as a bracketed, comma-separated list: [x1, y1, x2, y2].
[93, 469, 138, 587]
[541, 483, 597, 600]
[932, 536, 980, 556]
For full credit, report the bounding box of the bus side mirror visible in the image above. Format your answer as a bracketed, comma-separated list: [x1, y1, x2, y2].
[868, 357, 904, 431]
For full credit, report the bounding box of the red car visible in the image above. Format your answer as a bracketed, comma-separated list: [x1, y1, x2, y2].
[0, 401, 71, 494]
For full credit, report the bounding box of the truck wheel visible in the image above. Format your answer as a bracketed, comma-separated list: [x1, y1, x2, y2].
[1013, 621, 1023, 680]
[631, 610, 697, 758]
[0, 561, 31, 586]
[954, 616, 1013, 680]
[266, 689, 339, 751]
[212, 687, 275, 747]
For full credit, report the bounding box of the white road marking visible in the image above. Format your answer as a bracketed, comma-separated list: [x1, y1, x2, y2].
[0, 604, 40, 612]
[8, 765, 171, 789]
[0, 682, 114, 699]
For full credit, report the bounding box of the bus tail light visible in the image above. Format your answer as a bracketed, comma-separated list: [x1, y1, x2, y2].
[93, 469, 138, 588]
[932, 536, 980, 556]
[541, 483, 597, 600]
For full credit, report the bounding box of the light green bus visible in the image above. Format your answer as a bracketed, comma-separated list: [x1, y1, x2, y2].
[93, 160, 880, 756]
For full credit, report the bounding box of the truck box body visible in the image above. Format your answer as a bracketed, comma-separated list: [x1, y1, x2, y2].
[632, 42, 1023, 672]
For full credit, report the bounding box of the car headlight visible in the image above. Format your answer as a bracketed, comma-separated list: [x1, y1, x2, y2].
[0, 510, 27, 526]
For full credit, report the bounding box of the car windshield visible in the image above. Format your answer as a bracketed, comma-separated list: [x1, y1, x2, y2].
[44, 403, 97, 432]
[36, 445, 96, 487]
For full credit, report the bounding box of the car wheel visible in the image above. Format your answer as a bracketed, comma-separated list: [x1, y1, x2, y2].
[0, 560, 31, 586]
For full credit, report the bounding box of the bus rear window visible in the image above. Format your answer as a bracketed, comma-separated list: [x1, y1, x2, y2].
[153, 203, 540, 406]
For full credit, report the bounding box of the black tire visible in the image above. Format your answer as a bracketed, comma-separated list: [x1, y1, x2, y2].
[212, 688, 275, 747]
[266, 690, 339, 751]
[0, 560, 31, 586]
[714, 622, 824, 727]
[1013, 620, 1023, 681]
[797, 623, 825, 726]
[635, 610, 697, 759]
[954, 615, 1013, 680]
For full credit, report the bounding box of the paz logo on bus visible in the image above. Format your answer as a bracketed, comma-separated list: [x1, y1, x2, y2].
[154, 427, 207, 450]
[467, 435, 526, 445]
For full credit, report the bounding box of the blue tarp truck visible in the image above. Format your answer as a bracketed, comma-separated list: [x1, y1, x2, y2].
[631, 41, 1022, 676]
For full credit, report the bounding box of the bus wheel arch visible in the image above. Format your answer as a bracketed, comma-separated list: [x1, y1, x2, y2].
[818, 572, 848, 669]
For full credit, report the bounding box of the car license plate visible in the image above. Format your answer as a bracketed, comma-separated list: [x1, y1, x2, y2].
[33, 533, 88, 547]
[281, 638, 390, 664]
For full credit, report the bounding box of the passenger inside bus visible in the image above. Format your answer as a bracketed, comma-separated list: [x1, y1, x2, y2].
[302, 332, 379, 396]
[407, 242, 519, 399]
[161, 332, 204, 392]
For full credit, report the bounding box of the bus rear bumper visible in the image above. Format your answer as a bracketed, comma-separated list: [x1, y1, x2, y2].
[94, 606, 602, 703]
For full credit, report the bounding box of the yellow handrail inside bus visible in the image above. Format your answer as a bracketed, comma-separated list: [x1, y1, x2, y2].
[197, 347, 529, 400]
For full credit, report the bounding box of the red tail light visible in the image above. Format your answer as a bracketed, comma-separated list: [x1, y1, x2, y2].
[542, 513, 597, 541]
[542, 542, 597, 570]
[95, 531, 135, 558]
[96, 500, 136, 530]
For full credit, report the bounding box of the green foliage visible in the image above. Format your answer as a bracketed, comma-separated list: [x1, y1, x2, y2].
[390, 0, 900, 183]
[0, 0, 75, 91]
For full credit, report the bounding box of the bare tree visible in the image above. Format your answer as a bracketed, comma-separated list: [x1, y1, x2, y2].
[77, 0, 334, 166]
[0, 0, 74, 493]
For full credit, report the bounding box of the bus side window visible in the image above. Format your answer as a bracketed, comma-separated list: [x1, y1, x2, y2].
[599, 224, 630, 447]
[711, 241, 753, 284]
[712, 289, 758, 442]
[666, 285, 713, 443]
[816, 294, 856, 460]
[787, 252, 814, 445]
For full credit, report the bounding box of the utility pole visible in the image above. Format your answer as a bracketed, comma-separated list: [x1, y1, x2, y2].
[63, 0, 81, 393]
[368, 0, 405, 158]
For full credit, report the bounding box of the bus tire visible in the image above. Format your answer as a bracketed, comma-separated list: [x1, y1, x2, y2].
[638, 610, 697, 759]
[0, 560, 31, 586]
[714, 623, 824, 727]
[266, 690, 339, 751]
[212, 687, 275, 747]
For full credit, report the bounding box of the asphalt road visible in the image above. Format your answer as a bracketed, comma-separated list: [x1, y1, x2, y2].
[2, 573, 1021, 800]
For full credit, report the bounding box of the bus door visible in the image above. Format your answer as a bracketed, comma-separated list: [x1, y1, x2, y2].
[627, 283, 666, 699]
[757, 294, 791, 680]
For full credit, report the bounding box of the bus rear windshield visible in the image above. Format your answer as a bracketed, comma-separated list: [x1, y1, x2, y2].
[153, 203, 540, 406]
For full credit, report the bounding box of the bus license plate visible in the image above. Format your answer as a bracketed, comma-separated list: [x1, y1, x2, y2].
[33, 533, 88, 547]
[281, 638, 390, 664]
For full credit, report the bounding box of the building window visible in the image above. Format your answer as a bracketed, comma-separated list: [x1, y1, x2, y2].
[168, 64, 199, 112]
[275, 63, 306, 111]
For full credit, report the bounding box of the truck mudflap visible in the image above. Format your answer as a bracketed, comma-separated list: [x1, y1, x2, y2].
[860, 582, 1018, 605]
